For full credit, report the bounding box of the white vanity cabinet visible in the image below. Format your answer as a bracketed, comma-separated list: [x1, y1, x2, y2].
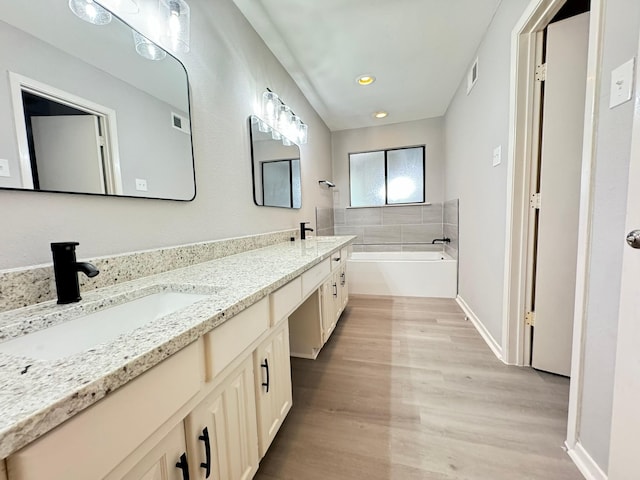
[253, 319, 292, 458]
[185, 357, 259, 480]
[116, 422, 188, 480]
[6, 341, 203, 480]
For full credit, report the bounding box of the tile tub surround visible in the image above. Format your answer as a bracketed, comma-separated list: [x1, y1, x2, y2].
[315, 206, 335, 236]
[0, 229, 298, 314]
[0, 235, 355, 458]
[444, 198, 459, 260]
[334, 203, 444, 252]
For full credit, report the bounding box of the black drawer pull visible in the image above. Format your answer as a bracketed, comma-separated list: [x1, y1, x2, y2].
[261, 358, 270, 393]
[176, 453, 190, 480]
[333, 283, 338, 297]
[199, 427, 212, 478]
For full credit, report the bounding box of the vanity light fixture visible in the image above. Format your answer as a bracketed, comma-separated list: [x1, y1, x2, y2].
[373, 111, 388, 119]
[357, 75, 376, 86]
[68, 0, 113, 25]
[260, 89, 308, 146]
[160, 0, 191, 54]
[133, 31, 167, 61]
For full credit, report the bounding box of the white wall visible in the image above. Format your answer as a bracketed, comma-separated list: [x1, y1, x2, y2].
[579, 0, 640, 471]
[331, 117, 445, 208]
[444, 0, 530, 343]
[0, 0, 333, 269]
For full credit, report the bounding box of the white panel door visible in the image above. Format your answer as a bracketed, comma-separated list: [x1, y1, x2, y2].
[531, 13, 590, 376]
[607, 36, 640, 478]
[31, 115, 105, 194]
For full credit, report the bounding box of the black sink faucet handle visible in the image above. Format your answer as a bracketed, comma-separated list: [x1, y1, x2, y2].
[300, 222, 314, 240]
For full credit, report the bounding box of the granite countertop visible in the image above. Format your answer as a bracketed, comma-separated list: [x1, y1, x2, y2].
[0, 236, 354, 459]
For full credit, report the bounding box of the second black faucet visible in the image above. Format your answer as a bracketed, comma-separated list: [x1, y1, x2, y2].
[300, 222, 314, 240]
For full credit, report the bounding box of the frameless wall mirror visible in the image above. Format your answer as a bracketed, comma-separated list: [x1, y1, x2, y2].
[249, 115, 301, 209]
[0, 0, 195, 200]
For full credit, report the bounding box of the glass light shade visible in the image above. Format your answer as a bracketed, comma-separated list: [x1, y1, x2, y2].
[276, 104, 292, 136]
[282, 137, 293, 146]
[133, 31, 167, 61]
[262, 91, 279, 127]
[271, 129, 282, 140]
[68, 0, 112, 25]
[298, 122, 308, 145]
[159, 0, 190, 54]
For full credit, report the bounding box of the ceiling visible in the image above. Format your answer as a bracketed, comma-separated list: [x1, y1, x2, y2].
[233, 0, 503, 131]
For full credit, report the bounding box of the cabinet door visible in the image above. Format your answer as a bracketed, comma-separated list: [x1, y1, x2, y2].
[321, 278, 335, 342]
[339, 263, 349, 311]
[186, 357, 259, 480]
[117, 422, 188, 480]
[254, 320, 293, 458]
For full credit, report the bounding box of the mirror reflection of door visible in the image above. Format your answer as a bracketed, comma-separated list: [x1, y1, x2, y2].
[21, 90, 116, 195]
[262, 159, 301, 208]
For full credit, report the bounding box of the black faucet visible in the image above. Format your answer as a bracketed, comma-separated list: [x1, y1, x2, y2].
[300, 222, 314, 240]
[431, 238, 451, 244]
[51, 242, 99, 304]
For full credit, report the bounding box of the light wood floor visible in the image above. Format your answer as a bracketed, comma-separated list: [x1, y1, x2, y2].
[255, 295, 583, 480]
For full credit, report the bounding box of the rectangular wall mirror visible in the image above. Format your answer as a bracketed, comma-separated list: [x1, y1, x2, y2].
[0, 0, 195, 201]
[249, 115, 301, 209]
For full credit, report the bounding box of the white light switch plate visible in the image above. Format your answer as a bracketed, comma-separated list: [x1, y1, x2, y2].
[610, 58, 635, 109]
[493, 145, 502, 167]
[135, 178, 148, 191]
[0, 159, 10, 177]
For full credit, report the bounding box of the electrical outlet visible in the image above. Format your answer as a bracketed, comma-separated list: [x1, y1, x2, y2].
[135, 178, 148, 191]
[493, 145, 502, 167]
[0, 159, 10, 177]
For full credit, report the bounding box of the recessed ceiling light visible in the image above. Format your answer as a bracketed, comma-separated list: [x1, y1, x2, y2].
[357, 75, 376, 86]
[373, 111, 388, 119]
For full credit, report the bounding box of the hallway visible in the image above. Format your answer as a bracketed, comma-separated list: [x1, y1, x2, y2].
[255, 295, 583, 479]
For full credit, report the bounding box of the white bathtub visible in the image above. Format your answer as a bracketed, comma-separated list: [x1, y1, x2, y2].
[348, 251, 457, 298]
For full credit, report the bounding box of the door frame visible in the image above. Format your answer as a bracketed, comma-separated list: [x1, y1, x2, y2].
[8, 72, 123, 194]
[502, 0, 604, 470]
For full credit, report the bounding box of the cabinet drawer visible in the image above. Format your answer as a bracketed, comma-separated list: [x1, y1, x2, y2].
[330, 250, 343, 270]
[7, 341, 202, 480]
[302, 259, 330, 297]
[270, 277, 302, 326]
[204, 298, 269, 380]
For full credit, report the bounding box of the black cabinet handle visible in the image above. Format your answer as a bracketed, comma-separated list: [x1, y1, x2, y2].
[261, 358, 270, 393]
[333, 283, 338, 297]
[176, 453, 190, 480]
[333, 256, 341, 262]
[340, 272, 346, 286]
[199, 427, 212, 478]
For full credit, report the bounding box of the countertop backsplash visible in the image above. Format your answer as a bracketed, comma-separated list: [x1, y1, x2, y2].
[0, 229, 298, 313]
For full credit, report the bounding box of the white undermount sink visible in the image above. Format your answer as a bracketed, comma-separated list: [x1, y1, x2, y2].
[0, 292, 208, 361]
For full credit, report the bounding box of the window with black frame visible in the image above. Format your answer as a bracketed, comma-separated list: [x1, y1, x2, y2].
[349, 146, 425, 206]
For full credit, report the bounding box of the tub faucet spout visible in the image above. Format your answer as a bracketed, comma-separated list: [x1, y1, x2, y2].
[431, 238, 451, 244]
[51, 242, 100, 304]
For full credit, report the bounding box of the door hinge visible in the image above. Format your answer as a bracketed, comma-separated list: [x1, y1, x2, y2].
[525, 311, 536, 326]
[535, 63, 547, 82]
[530, 192, 542, 209]
[98, 136, 106, 147]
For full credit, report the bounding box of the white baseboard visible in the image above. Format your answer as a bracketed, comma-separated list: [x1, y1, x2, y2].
[566, 441, 607, 480]
[456, 295, 505, 363]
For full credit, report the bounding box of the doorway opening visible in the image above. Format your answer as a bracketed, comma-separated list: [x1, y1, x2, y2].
[503, 0, 603, 468]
